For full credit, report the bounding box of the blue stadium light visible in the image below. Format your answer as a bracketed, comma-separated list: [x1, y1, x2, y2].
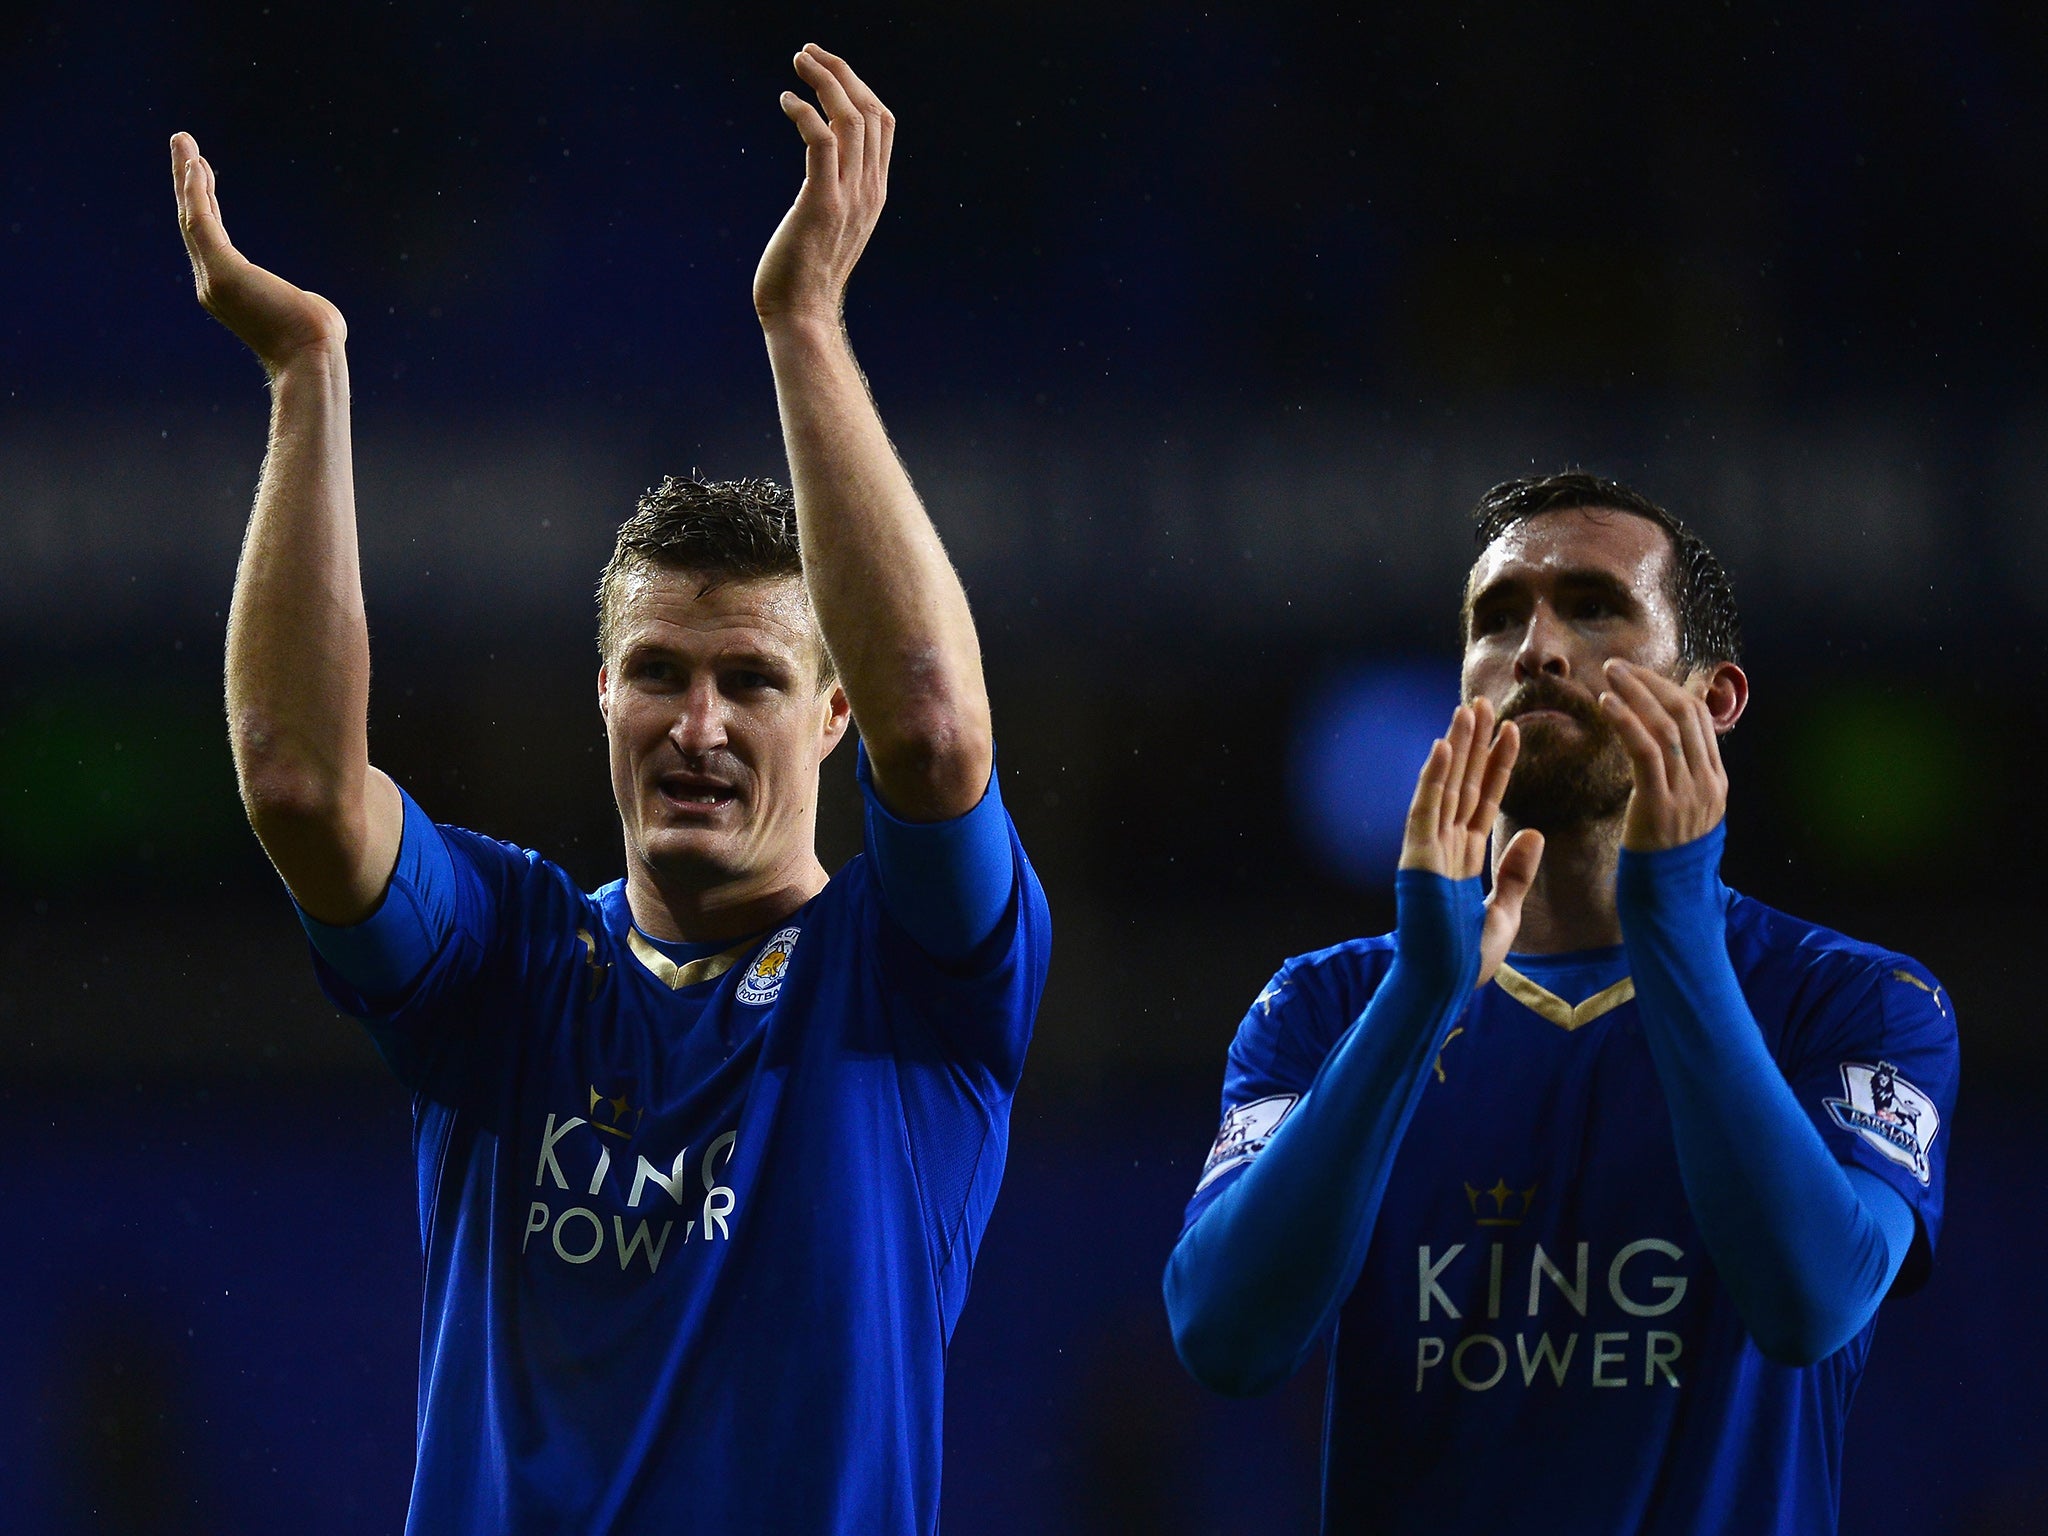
[1290, 661, 1461, 887]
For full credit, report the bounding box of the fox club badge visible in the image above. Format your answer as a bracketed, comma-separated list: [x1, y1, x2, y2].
[736, 926, 802, 1007]
[1824, 1060, 1938, 1186]
[1196, 1093, 1299, 1191]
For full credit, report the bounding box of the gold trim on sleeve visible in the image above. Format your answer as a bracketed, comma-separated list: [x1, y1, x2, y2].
[626, 928, 760, 991]
[1493, 964, 1636, 1032]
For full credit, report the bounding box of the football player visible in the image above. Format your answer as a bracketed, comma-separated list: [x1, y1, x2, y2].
[173, 45, 1048, 1533]
[1165, 474, 1955, 1534]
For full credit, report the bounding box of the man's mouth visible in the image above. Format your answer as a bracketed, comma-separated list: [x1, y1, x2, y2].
[656, 774, 739, 814]
[1502, 685, 1602, 732]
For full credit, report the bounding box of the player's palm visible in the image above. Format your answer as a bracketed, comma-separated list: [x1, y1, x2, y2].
[1399, 700, 1543, 989]
[754, 46, 894, 325]
[171, 133, 346, 370]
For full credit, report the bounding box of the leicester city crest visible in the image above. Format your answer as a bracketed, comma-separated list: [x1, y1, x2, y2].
[1824, 1060, 1938, 1186]
[735, 925, 803, 1007]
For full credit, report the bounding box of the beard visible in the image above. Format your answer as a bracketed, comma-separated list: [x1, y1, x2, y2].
[1496, 676, 1634, 832]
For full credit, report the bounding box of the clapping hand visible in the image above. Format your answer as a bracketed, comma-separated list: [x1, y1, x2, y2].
[1597, 659, 1729, 853]
[753, 45, 895, 328]
[171, 132, 345, 371]
[1399, 699, 1545, 989]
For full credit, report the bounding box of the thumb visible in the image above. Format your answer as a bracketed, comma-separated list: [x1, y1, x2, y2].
[1476, 828, 1545, 989]
[1493, 827, 1544, 904]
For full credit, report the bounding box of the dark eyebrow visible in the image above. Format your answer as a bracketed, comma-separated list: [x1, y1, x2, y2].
[1464, 565, 1644, 641]
[1469, 566, 1640, 614]
[620, 641, 795, 672]
[718, 649, 797, 674]
[1549, 567, 1641, 610]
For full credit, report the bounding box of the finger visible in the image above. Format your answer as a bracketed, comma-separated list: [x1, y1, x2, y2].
[1492, 827, 1545, 905]
[1473, 717, 1520, 827]
[170, 133, 200, 226]
[172, 142, 234, 272]
[201, 150, 222, 227]
[1476, 826, 1543, 988]
[1404, 737, 1451, 853]
[1629, 667, 1722, 782]
[1455, 697, 1495, 829]
[780, 90, 838, 189]
[803, 43, 885, 114]
[169, 130, 195, 195]
[803, 44, 894, 182]
[1672, 691, 1716, 782]
[1597, 684, 1671, 796]
[794, 48, 865, 181]
[1605, 657, 1694, 719]
[1439, 704, 1475, 830]
[1603, 662, 1689, 783]
[872, 91, 896, 186]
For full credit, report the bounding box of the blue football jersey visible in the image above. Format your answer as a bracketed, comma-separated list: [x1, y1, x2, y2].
[1185, 889, 1956, 1535]
[313, 799, 1051, 1534]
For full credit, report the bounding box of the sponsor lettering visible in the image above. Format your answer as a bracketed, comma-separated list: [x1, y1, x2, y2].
[1413, 1237, 1690, 1392]
[525, 1114, 739, 1274]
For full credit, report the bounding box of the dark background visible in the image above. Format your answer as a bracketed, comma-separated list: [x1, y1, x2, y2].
[4, 2, 2045, 1530]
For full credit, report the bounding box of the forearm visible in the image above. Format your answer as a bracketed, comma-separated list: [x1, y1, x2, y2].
[763, 315, 990, 818]
[225, 345, 395, 920]
[1619, 830, 1903, 1363]
[1165, 873, 1482, 1395]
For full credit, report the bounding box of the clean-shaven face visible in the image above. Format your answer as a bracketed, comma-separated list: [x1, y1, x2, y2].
[599, 566, 844, 894]
[1460, 507, 1683, 832]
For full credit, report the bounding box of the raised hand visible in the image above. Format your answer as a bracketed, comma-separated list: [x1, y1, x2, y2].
[1400, 699, 1544, 988]
[1598, 659, 1728, 852]
[171, 132, 346, 371]
[753, 45, 895, 327]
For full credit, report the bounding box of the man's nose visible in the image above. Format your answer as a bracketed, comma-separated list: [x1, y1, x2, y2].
[668, 681, 729, 757]
[1513, 606, 1572, 683]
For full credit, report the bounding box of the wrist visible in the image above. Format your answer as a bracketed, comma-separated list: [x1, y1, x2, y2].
[265, 337, 350, 390]
[1393, 868, 1484, 991]
[757, 303, 845, 345]
[1616, 822, 1726, 920]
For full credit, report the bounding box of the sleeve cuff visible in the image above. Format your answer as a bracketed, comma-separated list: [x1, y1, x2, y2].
[855, 740, 1017, 963]
[1616, 821, 1728, 914]
[296, 787, 455, 1000]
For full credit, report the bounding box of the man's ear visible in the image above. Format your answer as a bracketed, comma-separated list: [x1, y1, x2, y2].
[818, 683, 852, 762]
[597, 662, 611, 721]
[1693, 661, 1749, 734]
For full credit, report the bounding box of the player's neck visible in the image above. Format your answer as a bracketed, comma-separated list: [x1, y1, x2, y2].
[624, 853, 831, 946]
[1497, 813, 1625, 955]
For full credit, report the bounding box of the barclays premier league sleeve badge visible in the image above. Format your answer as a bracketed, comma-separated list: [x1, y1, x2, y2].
[736, 926, 802, 1007]
[1195, 1093, 1298, 1191]
[1824, 1060, 1938, 1185]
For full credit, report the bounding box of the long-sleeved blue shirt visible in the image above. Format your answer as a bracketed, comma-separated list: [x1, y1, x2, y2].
[1168, 826, 1955, 1534]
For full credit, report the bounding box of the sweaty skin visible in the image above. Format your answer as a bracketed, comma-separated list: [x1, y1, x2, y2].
[1170, 504, 1917, 1402]
[171, 131, 400, 926]
[177, 42, 995, 949]
[1459, 508, 1747, 950]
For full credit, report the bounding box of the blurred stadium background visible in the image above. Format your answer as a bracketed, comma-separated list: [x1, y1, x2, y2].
[4, 2, 2045, 1530]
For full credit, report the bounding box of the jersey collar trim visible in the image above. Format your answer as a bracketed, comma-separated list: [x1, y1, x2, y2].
[1493, 963, 1636, 1031]
[625, 928, 760, 991]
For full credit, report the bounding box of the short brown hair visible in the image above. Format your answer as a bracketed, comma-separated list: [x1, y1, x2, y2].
[596, 475, 832, 681]
[1467, 471, 1742, 669]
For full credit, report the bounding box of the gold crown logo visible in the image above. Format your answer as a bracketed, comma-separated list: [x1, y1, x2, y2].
[1464, 1178, 1539, 1227]
[587, 1084, 645, 1139]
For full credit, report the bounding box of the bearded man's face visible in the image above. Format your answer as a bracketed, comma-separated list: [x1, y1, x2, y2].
[1493, 674, 1634, 830]
[1459, 508, 1685, 831]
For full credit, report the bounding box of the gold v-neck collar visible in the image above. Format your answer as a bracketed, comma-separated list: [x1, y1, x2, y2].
[626, 928, 760, 992]
[1493, 963, 1636, 1032]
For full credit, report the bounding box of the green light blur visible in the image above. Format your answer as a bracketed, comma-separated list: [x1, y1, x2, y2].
[1789, 686, 1971, 868]
[0, 691, 242, 884]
